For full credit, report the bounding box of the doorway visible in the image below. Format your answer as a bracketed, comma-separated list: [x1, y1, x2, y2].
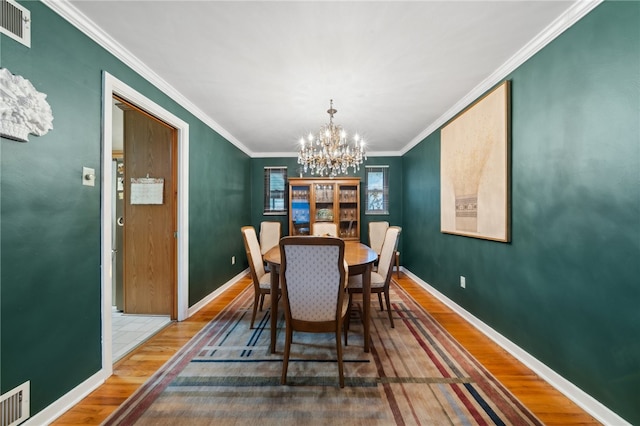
[110, 97, 176, 360]
[102, 72, 190, 372]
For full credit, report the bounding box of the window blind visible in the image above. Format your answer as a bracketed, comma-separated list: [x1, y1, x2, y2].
[264, 167, 287, 214]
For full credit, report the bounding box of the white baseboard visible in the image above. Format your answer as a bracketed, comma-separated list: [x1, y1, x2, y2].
[401, 268, 629, 426]
[187, 268, 249, 317]
[34, 270, 249, 425]
[37, 268, 625, 425]
[25, 370, 106, 426]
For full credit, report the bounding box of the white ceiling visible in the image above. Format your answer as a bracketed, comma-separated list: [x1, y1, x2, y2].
[62, 0, 588, 156]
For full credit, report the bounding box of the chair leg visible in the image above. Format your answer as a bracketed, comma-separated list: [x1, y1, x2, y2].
[250, 293, 260, 329]
[346, 293, 353, 333]
[384, 288, 394, 328]
[343, 320, 348, 347]
[281, 327, 293, 385]
[343, 298, 349, 347]
[336, 328, 345, 388]
[395, 252, 400, 279]
[377, 293, 384, 311]
[259, 293, 265, 311]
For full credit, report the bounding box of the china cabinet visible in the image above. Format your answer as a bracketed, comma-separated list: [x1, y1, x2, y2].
[288, 177, 360, 240]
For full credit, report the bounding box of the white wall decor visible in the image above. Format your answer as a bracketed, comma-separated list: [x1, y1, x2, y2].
[0, 68, 53, 142]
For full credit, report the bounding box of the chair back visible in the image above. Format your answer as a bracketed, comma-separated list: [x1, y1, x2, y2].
[312, 222, 338, 237]
[377, 226, 401, 281]
[280, 236, 346, 322]
[368, 221, 389, 255]
[259, 221, 281, 255]
[241, 226, 267, 288]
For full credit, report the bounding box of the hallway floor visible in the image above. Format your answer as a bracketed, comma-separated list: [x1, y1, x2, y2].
[111, 307, 172, 362]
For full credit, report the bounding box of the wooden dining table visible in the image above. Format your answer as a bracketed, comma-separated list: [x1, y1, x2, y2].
[263, 240, 378, 353]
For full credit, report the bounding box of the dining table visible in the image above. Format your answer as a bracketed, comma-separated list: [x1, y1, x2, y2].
[263, 240, 378, 353]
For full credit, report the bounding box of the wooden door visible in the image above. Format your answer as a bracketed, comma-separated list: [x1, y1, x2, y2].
[122, 102, 177, 317]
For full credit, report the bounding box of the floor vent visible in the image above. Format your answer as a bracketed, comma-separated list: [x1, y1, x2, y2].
[0, 382, 29, 426]
[0, 0, 30, 48]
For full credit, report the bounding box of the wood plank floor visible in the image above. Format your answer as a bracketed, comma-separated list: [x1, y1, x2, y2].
[52, 273, 600, 425]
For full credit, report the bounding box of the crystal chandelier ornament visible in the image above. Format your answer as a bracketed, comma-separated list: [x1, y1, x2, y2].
[297, 99, 366, 177]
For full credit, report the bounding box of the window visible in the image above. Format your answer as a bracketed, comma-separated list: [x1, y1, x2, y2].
[365, 165, 389, 214]
[264, 167, 287, 215]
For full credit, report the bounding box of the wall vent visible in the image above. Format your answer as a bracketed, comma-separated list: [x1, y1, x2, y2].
[0, 0, 30, 48]
[0, 381, 29, 426]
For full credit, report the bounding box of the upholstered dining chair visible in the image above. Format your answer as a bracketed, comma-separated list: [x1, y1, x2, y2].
[241, 226, 276, 329]
[312, 222, 338, 237]
[368, 221, 389, 257]
[259, 221, 281, 256]
[260, 221, 281, 272]
[348, 226, 401, 328]
[279, 236, 349, 388]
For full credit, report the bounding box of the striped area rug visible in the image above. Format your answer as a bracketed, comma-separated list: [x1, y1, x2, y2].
[104, 282, 542, 425]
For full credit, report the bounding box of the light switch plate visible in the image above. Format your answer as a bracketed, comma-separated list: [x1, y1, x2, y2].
[83, 167, 95, 187]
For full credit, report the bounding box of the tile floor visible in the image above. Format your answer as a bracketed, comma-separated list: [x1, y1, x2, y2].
[111, 307, 172, 362]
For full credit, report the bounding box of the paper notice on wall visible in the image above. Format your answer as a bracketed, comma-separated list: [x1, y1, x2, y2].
[130, 177, 164, 205]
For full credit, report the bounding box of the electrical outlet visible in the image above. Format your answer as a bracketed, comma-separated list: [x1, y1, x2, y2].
[231, 256, 236, 265]
[460, 276, 466, 288]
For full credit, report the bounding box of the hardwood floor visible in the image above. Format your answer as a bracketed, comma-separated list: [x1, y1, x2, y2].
[51, 273, 599, 425]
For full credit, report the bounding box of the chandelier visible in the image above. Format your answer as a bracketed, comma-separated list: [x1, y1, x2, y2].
[297, 100, 366, 177]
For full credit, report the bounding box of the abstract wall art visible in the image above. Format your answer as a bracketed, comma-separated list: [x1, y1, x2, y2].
[440, 81, 510, 242]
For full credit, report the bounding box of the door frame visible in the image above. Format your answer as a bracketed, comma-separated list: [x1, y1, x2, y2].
[101, 72, 190, 373]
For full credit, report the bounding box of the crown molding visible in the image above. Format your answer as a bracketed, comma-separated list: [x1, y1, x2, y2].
[401, 0, 603, 156]
[42, 0, 253, 157]
[43, 0, 602, 159]
[253, 150, 402, 158]
[365, 150, 403, 158]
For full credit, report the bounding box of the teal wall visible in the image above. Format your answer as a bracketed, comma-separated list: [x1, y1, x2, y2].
[402, 2, 639, 424]
[1, 1, 250, 417]
[2, 0, 638, 423]
[249, 156, 403, 268]
[188, 127, 251, 306]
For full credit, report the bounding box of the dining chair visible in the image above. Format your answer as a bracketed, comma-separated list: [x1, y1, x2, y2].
[312, 222, 338, 237]
[241, 226, 276, 329]
[259, 221, 281, 256]
[368, 221, 389, 257]
[279, 236, 349, 388]
[348, 226, 401, 328]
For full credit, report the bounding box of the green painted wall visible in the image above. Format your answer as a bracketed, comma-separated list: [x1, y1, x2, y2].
[1, 1, 250, 417]
[3, 0, 637, 423]
[249, 157, 403, 266]
[188, 126, 251, 306]
[402, 2, 640, 423]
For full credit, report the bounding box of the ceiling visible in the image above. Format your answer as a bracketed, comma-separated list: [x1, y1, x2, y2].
[63, 0, 579, 156]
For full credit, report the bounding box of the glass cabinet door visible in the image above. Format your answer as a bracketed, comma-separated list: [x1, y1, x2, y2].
[338, 184, 358, 238]
[314, 183, 335, 222]
[290, 185, 310, 236]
